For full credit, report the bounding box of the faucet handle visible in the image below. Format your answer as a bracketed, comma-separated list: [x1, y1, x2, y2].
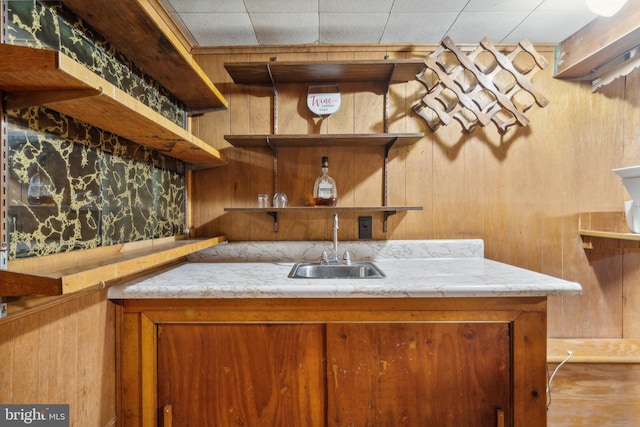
[342, 250, 351, 265]
[321, 250, 329, 264]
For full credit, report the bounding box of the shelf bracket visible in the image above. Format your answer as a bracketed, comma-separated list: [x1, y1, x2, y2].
[383, 59, 395, 133]
[383, 210, 397, 233]
[383, 137, 399, 208]
[267, 63, 279, 135]
[272, 144, 279, 193]
[267, 210, 279, 233]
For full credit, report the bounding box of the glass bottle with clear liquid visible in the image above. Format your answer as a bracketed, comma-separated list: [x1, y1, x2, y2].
[313, 156, 337, 206]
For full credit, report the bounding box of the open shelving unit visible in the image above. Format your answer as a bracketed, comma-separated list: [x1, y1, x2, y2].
[223, 58, 426, 231]
[0, 44, 227, 167]
[0, 2, 232, 297]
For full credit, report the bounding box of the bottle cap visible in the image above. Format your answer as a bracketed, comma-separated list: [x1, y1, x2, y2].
[321, 156, 328, 167]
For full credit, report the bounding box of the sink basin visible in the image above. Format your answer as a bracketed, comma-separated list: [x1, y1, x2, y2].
[288, 262, 385, 279]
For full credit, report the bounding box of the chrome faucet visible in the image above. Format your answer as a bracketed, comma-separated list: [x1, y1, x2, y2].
[321, 213, 351, 264]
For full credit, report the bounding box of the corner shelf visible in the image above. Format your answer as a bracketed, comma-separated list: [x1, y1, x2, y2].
[225, 206, 423, 233]
[62, 0, 227, 112]
[0, 44, 226, 167]
[0, 235, 227, 296]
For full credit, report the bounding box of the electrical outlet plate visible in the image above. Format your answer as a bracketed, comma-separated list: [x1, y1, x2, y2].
[358, 216, 372, 239]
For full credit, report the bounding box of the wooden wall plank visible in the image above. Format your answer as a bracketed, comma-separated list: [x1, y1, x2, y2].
[38, 300, 77, 407]
[623, 249, 640, 337]
[0, 290, 115, 426]
[546, 363, 640, 426]
[0, 321, 13, 401]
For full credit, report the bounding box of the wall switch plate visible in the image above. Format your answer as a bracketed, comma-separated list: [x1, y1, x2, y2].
[358, 216, 372, 239]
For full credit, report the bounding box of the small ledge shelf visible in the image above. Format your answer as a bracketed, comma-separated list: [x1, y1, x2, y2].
[224, 133, 424, 150]
[579, 229, 640, 241]
[0, 44, 226, 167]
[225, 206, 423, 232]
[224, 59, 426, 86]
[0, 235, 227, 297]
[578, 211, 640, 248]
[62, 0, 227, 111]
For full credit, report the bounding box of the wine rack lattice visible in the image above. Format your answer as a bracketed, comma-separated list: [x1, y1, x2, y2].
[413, 36, 549, 134]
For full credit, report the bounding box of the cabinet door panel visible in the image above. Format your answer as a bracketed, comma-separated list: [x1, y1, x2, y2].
[326, 323, 511, 427]
[157, 323, 325, 427]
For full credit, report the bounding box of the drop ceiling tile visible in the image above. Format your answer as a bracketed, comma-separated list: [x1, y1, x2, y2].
[538, 0, 596, 11]
[161, 0, 599, 46]
[502, 10, 597, 43]
[166, 12, 200, 45]
[244, 0, 318, 13]
[250, 13, 319, 45]
[320, 0, 394, 13]
[179, 12, 258, 46]
[320, 13, 389, 44]
[164, 0, 246, 13]
[390, 0, 469, 12]
[464, 0, 544, 12]
[382, 13, 459, 43]
[446, 11, 529, 43]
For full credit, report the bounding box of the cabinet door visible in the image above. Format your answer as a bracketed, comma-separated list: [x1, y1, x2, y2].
[157, 323, 325, 427]
[326, 323, 511, 427]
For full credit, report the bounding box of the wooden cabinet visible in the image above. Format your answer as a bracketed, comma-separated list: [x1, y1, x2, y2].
[157, 323, 326, 426]
[326, 323, 511, 426]
[117, 296, 547, 426]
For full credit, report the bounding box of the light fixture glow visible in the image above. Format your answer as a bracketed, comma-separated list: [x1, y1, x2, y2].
[586, 0, 628, 16]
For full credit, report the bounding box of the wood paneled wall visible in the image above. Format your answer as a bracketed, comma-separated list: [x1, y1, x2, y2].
[191, 44, 640, 340]
[0, 289, 116, 427]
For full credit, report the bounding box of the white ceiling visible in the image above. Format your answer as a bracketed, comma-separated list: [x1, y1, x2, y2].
[159, 0, 598, 47]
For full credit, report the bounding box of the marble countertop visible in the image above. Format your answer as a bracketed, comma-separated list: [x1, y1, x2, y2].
[108, 240, 582, 299]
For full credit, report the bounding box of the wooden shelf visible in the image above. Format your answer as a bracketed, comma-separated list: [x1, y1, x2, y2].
[224, 59, 425, 85]
[578, 211, 640, 247]
[579, 229, 640, 241]
[225, 206, 423, 232]
[224, 133, 424, 149]
[224, 206, 423, 212]
[61, 0, 227, 111]
[0, 44, 226, 167]
[0, 235, 227, 296]
[553, 0, 640, 80]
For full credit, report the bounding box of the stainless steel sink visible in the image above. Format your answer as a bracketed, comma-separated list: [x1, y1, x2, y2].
[288, 262, 385, 279]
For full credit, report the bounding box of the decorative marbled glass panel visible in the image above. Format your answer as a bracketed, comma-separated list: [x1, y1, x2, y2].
[6, 107, 185, 259]
[4, 0, 187, 127]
